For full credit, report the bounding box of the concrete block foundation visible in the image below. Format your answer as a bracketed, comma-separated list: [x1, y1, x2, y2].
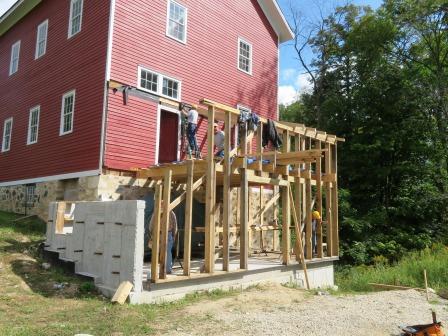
[45, 200, 336, 304]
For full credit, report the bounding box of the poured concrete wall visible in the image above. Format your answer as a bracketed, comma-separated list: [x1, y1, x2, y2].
[45, 200, 145, 297]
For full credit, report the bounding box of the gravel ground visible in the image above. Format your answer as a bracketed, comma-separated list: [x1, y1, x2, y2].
[167, 284, 448, 336]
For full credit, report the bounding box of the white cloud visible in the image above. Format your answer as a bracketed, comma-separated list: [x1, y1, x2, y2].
[0, 0, 16, 16]
[295, 73, 313, 94]
[278, 85, 298, 106]
[281, 68, 296, 81]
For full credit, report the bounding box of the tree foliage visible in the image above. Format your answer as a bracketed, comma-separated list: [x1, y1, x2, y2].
[281, 1, 448, 264]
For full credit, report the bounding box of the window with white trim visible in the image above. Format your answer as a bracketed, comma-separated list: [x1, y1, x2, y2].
[140, 69, 159, 94]
[9, 41, 20, 75]
[238, 38, 252, 75]
[60, 90, 76, 135]
[166, 0, 187, 43]
[27, 106, 40, 145]
[138, 67, 181, 101]
[26, 184, 36, 206]
[35, 20, 48, 59]
[68, 0, 83, 38]
[2, 118, 13, 152]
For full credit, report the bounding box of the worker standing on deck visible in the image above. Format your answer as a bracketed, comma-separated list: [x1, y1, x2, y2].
[148, 201, 178, 274]
[182, 105, 200, 158]
[312, 210, 321, 257]
[214, 122, 225, 158]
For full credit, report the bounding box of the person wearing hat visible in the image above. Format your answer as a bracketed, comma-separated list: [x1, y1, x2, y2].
[213, 122, 225, 158]
[182, 104, 200, 158]
[312, 210, 321, 256]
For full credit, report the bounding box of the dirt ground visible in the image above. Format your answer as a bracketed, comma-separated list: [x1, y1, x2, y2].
[161, 283, 448, 336]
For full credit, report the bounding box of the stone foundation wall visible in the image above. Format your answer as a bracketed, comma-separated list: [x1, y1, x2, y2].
[0, 173, 151, 220]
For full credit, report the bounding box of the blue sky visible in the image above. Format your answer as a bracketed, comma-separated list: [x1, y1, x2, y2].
[0, 0, 382, 105]
[277, 0, 383, 104]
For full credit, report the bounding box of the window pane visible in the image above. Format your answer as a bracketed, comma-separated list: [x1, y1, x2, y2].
[162, 77, 179, 99]
[141, 70, 158, 93]
[167, 1, 186, 42]
[238, 40, 252, 73]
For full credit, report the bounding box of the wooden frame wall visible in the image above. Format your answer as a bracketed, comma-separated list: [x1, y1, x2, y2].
[139, 99, 342, 284]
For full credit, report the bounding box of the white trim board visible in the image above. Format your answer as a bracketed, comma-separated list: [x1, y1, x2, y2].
[100, 0, 116, 171]
[0, 169, 100, 187]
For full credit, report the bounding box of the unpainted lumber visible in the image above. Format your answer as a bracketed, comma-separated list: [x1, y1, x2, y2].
[239, 127, 249, 270]
[183, 160, 194, 276]
[281, 185, 291, 265]
[331, 143, 339, 257]
[289, 186, 310, 289]
[223, 111, 232, 271]
[111, 281, 133, 304]
[55, 202, 67, 234]
[316, 140, 323, 258]
[325, 143, 333, 256]
[151, 183, 163, 283]
[159, 169, 172, 279]
[204, 106, 216, 273]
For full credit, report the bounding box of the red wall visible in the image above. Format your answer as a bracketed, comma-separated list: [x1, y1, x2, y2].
[0, 0, 110, 182]
[104, 0, 279, 170]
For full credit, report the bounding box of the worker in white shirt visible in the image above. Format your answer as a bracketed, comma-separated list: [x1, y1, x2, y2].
[183, 105, 200, 158]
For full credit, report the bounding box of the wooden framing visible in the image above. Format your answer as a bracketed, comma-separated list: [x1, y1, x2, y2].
[159, 169, 172, 279]
[183, 160, 194, 275]
[204, 106, 216, 273]
[144, 98, 342, 284]
[150, 183, 162, 283]
[222, 111, 232, 271]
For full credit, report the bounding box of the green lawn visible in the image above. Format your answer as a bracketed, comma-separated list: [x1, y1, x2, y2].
[0, 211, 234, 336]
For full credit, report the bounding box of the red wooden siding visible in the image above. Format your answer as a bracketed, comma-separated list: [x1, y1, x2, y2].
[105, 0, 279, 170]
[104, 90, 157, 170]
[0, 0, 110, 183]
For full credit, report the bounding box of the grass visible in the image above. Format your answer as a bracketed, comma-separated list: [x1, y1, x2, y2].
[336, 244, 448, 294]
[0, 211, 238, 336]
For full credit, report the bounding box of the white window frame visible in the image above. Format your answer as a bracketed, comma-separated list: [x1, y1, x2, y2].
[137, 66, 182, 101]
[26, 184, 36, 206]
[9, 41, 21, 76]
[68, 0, 83, 38]
[60, 90, 76, 136]
[166, 0, 188, 44]
[2, 118, 13, 152]
[35, 20, 49, 59]
[27, 105, 40, 145]
[238, 37, 253, 75]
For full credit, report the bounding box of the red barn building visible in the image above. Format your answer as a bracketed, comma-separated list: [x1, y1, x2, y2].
[0, 0, 293, 218]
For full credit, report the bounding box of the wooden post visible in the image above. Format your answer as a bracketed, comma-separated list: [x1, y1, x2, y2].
[240, 129, 249, 270]
[205, 106, 216, 273]
[183, 160, 194, 276]
[281, 185, 291, 265]
[305, 139, 312, 259]
[289, 186, 310, 289]
[316, 140, 323, 258]
[159, 169, 172, 279]
[256, 123, 263, 171]
[294, 136, 302, 261]
[151, 183, 162, 283]
[281, 130, 291, 265]
[325, 142, 333, 257]
[331, 143, 339, 257]
[300, 137, 307, 223]
[223, 111, 231, 271]
[424, 269, 429, 301]
[55, 202, 67, 234]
